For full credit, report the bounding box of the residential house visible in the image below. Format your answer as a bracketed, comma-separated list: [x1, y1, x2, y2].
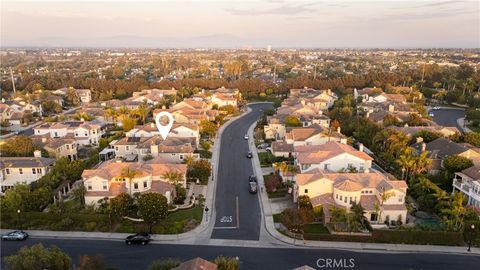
[412, 137, 480, 174]
[125, 123, 200, 146]
[0, 152, 55, 191]
[453, 166, 480, 208]
[81, 160, 187, 205]
[31, 136, 78, 160]
[33, 120, 106, 147]
[295, 170, 408, 224]
[285, 125, 346, 147]
[294, 141, 373, 173]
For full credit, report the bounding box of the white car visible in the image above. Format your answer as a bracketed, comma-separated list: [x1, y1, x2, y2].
[244, 134, 249, 140]
[433, 106, 440, 110]
[428, 112, 435, 117]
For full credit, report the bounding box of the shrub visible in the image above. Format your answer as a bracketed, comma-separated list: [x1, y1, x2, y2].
[148, 258, 181, 270]
[84, 222, 97, 232]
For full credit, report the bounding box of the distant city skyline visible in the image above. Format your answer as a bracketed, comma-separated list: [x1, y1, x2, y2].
[1, 0, 479, 48]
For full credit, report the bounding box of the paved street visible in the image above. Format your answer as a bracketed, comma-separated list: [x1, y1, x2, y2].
[2, 238, 479, 270]
[429, 108, 465, 131]
[211, 103, 273, 240]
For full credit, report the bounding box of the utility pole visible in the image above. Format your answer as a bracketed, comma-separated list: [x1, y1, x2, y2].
[10, 68, 16, 94]
[313, 64, 317, 80]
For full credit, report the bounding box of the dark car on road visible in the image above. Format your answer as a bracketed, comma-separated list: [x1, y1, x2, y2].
[246, 152, 253, 158]
[2, 230, 28, 241]
[248, 175, 258, 193]
[125, 233, 151, 245]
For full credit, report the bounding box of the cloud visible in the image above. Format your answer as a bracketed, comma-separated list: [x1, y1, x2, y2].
[224, 2, 319, 16]
[391, 0, 470, 9]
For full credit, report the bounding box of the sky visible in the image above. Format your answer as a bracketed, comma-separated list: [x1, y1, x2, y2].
[1, 0, 479, 48]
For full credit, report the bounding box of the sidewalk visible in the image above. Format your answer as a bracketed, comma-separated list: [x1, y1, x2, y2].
[457, 117, 472, 133]
[246, 117, 480, 256]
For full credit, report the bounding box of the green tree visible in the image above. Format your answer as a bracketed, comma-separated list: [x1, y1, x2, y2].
[137, 193, 169, 233]
[5, 243, 71, 270]
[200, 120, 218, 139]
[135, 103, 150, 124]
[462, 132, 480, 147]
[65, 87, 80, 106]
[284, 115, 302, 127]
[0, 135, 35, 156]
[109, 192, 134, 219]
[187, 159, 212, 184]
[444, 155, 474, 174]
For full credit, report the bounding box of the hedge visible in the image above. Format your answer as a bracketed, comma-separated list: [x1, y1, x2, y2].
[304, 233, 373, 242]
[372, 230, 465, 246]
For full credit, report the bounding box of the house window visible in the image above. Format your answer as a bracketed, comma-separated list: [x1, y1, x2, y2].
[324, 164, 329, 170]
[32, 168, 36, 174]
[336, 194, 338, 199]
[37, 168, 42, 173]
[75, 132, 78, 136]
[344, 197, 347, 203]
[54, 132, 58, 137]
[102, 181, 107, 190]
[87, 183, 92, 190]
[180, 155, 184, 160]
[115, 146, 119, 151]
[19, 168, 23, 174]
[347, 163, 353, 168]
[6, 168, 10, 174]
[66, 145, 69, 150]
[304, 189, 308, 194]
[134, 183, 138, 190]
[126, 146, 130, 151]
[143, 181, 147, 188]
[398, 197, 403, 202]
[339, 195, 342, 200]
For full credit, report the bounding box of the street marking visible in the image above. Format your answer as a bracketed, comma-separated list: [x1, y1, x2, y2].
[220, 216, 232, 223]
[213, 226, 237, 229]
[236, 196, 240, 229]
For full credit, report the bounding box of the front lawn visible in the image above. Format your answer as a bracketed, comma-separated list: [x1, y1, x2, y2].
[303, 223, 329, 234]
[258, 152, 275, 167]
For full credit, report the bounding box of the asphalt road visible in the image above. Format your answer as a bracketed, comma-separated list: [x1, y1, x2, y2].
[2, 238, 479, 270]
[211, 103, 273, 240]
[429, 108, 465, 131]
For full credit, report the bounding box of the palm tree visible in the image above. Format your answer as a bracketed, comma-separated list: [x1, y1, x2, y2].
[183, 155, 195, 166]
[396, 147, 415, 180]
[72, 185, 86, 206]
[121, 167, 139, 196]
[117, 106, 130, 120]
[273, 162, 288, 176]
[135, 103, 150, 124]
[412, 151, 431, 175]
[162, 170, 184, 186]
[104, 107, 117, 124]
[451, 192, 466, 231]
[377, 187, 395, 224]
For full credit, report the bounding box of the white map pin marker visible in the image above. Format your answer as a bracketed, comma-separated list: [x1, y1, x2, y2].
[155, 111, 174, 140]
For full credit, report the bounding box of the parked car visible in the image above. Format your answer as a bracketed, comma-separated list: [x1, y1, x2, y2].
[2, 230, 28, 241]
[428, 112, 435, 117]
[433, 106, 440, 110]
[244, 134, 249, 140]
[249, 181, 258, 193]
[125, 233, 151, 245]
[249, 175, 257, 182]
[246, 152, 253, 158]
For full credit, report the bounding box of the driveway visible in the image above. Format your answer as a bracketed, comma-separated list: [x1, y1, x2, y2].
[429, 108, 465, 131]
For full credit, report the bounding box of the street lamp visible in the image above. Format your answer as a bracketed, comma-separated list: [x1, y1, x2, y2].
[17, 209, 21, 230]
[468, 224, 475, 252]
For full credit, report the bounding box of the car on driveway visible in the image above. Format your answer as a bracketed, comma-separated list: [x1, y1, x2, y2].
[2, 230, 28, 241]
[246, 152, 253, 158]
[244, 134, 249, 140]
[125, 233, 151, 245]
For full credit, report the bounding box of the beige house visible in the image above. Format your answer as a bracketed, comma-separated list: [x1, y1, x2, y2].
[33, 120, 106, 147]
[285, 125, 346, 147]
[295, 170, 408, 224]
[294, 141, 373, 173]
[82, 160, 187, 206]
[32, 136, 78, 160]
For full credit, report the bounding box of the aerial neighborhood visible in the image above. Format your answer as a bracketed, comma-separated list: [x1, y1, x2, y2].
[0, 47, 479, 269]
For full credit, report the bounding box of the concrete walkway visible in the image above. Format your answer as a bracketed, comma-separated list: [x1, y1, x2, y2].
[457, 117, 473, 133]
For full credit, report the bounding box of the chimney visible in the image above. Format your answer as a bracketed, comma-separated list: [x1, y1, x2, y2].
[416, 137, 424, 143]
[33, 150, 42, 158]
[162, 105, 166, 109]
[340, 138, 347, 144]
[421, 142, 426, 152]
[366, 111, 370, 118]
[41, 137, 47, 143]
[359, 143, 364, 152]
[364, 168, 370, 173]
[336, 127, 341, 133]
[150, 123, 155, 128]
[388, 104, 394, 112]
